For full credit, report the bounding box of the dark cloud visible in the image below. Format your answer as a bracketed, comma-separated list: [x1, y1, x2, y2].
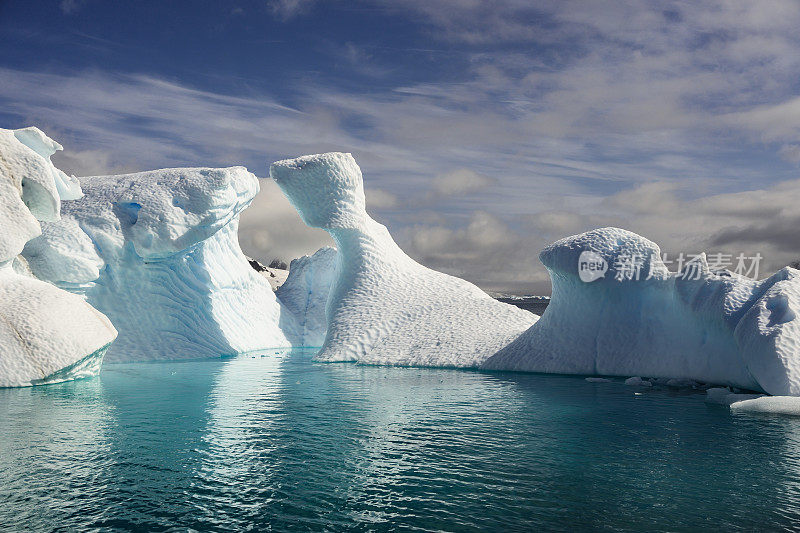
[710, 216, 800, 252]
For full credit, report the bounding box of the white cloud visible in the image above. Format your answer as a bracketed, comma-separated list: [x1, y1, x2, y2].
[365, 188, 399, 209]
[5, 0, 800, 292]
[779, 145, 800, 164]
[431, 168, 496, 196]
[238, 179, 333, 263]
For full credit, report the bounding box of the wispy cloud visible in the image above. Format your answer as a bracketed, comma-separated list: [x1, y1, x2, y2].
[59, 0, 86, 15]
[3, 0, 800, 292]
[431, 169, 496, 196]
[268, 0, 316, 21]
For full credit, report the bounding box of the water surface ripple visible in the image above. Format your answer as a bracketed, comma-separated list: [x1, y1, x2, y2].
[2, 349, 800, 531]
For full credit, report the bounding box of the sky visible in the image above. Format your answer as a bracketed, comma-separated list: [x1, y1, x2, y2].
[1, 0, 800, 294]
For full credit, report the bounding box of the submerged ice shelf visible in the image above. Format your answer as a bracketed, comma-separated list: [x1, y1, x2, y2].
[0, 127, 116, 387]
[270, 152, 538, 367]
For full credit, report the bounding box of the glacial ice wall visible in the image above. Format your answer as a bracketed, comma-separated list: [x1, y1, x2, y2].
[270, 152, 538, 367]
[276, 246, 337, 347]
[0, 127, 116, 387]
[24, 166, 296, 362]
[482, 227, 800, 396]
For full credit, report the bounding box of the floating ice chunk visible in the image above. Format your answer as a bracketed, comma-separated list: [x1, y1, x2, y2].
[729, 395, 800, 416]
[585, 377, 612, 383]
[624, 377, 652, 387]
[24, 166, 295, 362]
[276, 246, 337, 347]
[270, 153, 537, 367]
[705, 388, 800, 416]
[483, 227, 800, 395]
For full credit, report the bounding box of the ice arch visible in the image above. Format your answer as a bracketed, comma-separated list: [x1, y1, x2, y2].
[24, 166, 297, 362]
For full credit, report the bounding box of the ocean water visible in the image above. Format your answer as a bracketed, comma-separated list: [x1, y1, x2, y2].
[2, 350, 800, 532]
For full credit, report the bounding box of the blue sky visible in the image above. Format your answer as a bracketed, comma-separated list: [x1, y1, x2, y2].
[2, 0, 800, 293]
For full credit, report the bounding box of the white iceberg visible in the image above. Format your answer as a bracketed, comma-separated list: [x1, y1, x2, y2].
[24, 166, 296, 362]
[0, 127, 116, 387]
[276, 246, 337, 347]
[482, 227, 800, 396]
[269, 152, 537, 367]
[0, 270, 115, 387]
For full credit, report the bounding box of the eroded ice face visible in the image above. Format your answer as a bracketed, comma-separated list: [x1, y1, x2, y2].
[270, 152, 367, 230]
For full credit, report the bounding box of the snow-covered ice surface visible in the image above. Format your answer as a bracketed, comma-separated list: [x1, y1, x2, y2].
[24, 166, 295, 362]
[276, 246, 337, 347]
[0, 127, 116, 387]
[729, 396, 800, 416]
[0, 266, 115, 387]
[247, 257, 290, 290]
[270, 152, 537, 367]
[483, 227, 800, 396]
[704, 387, 800, 415]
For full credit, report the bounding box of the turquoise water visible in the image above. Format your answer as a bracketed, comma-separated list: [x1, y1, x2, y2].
[2, 350, 800, 531]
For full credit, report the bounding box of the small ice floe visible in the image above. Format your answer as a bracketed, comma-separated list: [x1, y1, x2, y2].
[624, 376, 652, 387]
[730, 396, 800, 416]
[585, 377, 612, 383]
[706, 388, 800, 416]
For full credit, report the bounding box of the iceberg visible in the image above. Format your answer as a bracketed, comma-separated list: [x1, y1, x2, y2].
[24, 166, 296, 362]
[0, 271, 115, 387]
[275, 246, 337, 347]
[0, 127, 116, 387]
[269, 152, 538, 367]
[482, 227, 800, 396]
